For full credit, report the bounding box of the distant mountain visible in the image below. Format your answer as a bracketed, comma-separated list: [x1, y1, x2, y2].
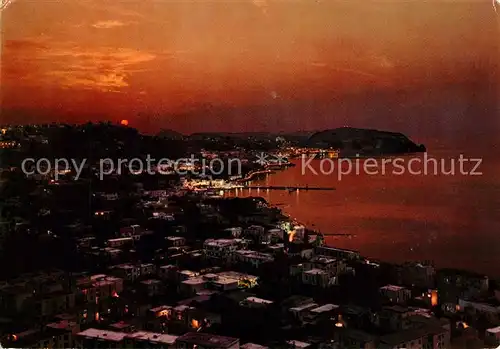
[307, 127, 426, 156]
[279, 130, 317, 143]
[188, 132, 277, 141]
[156, 129, 184, 140]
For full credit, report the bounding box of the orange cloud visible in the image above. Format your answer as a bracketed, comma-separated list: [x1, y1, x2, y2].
[252, 0, 269, 16]
[92, 20, 130, 29]
[44, 47, 156, 92]
[4, 38, 156, 93]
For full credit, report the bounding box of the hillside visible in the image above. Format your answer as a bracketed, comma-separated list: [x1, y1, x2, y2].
[307, 127, 426, 157]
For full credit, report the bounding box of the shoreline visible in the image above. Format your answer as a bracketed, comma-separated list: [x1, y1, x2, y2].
[229, 164, 496, 279]
[271, 199, 497, 279]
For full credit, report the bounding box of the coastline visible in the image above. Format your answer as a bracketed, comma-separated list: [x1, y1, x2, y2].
[231, 162, 497, 279]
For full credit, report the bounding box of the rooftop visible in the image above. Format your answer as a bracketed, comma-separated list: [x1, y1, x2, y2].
[182, 277, 206, 285]
[235, 250, 274, 261]
[126, 331, 177, 344]
[176, 332, 239, 348]
[290, 302, 318, 312]
[304, 268, 327, 275]
[166, 236, 184, 241]
[7, 327, 65, 347]
[241, 343, 269, 349]
[244, 296, 274, 305]
[212, 277, 239, 285]
[281, 295, 314, 308]
[204, 239, 238, 247]
[112, 263, 134, 270]
[310, 303, 339, 313]
[149, 305, 172, 313]
[159, 264, 176, 270]
[179, 270, 198, 275]
[203, 273, 219, 279]
[46, 320, 78, 330]
[77, 328, 126, 342]
[268, 244, 284, 250]
[109, 321, 132, 330]
[103, 247, 122, 254]
[380, 284, 406, 292]
[487, 326, 500, 334]
[218, 271, 257, 280]
[287, 340, 311, 348]
[107, 237, 133, 242]
[174, 305, 192, 312]
[141, 279, 162, 285]
[93, 275, 122, 287]
[311, 256, 337, 264]
[380, 326, 444, 346]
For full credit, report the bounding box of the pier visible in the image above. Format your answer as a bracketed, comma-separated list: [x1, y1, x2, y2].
[237, 170, 273, 182]
[243, 185, 335, 191]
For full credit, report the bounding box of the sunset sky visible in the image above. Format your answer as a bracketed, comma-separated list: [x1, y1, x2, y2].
[1, 0, 498, 139]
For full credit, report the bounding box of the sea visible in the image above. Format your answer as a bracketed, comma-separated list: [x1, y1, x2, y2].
[225, 142, 500, 277]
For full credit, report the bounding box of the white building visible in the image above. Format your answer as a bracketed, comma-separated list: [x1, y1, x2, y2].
[179, 271, 258, 295]
[166, 236, 186, 247]
[289, 302, 319, 322]
[177, 270, 199, 281]
[486, 326, 500, 347]
[126, 331, 177, 348]
[379, 285, 412, 304]
[151, 212, 175, 221]
[76, 329, 126, 348]
[225, 227, 243, 238]
[109, 263, 155, 282]
[211, 276, 239, 292]
[203, 239, 240, 259]
[305, 256, 347, 275]
[76, 328, 177, 348]
[233, 250, 274, 268]
[302, 269, 338, 288]
[304, 303, 340, 323]
[107, 237, 133, 248]
[287, 340, 312, 348]
[293, 225, 306, 240]
[241, 343, 269, 349]
[290, 260, 341, 288]
[240, 296, 274, 309]
[179, 277, 207, 296]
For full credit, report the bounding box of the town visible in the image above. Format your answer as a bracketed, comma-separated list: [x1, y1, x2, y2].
[0, 123, 499, 349]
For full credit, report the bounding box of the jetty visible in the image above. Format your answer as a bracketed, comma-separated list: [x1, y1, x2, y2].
[243, 185, 335, 191]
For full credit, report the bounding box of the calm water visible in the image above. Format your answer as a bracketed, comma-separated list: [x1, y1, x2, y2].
[226, 145, 500, 277]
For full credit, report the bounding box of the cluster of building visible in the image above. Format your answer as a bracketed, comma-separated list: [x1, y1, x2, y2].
[1, 124, 500, 348]
[3, 227, 500, 348]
